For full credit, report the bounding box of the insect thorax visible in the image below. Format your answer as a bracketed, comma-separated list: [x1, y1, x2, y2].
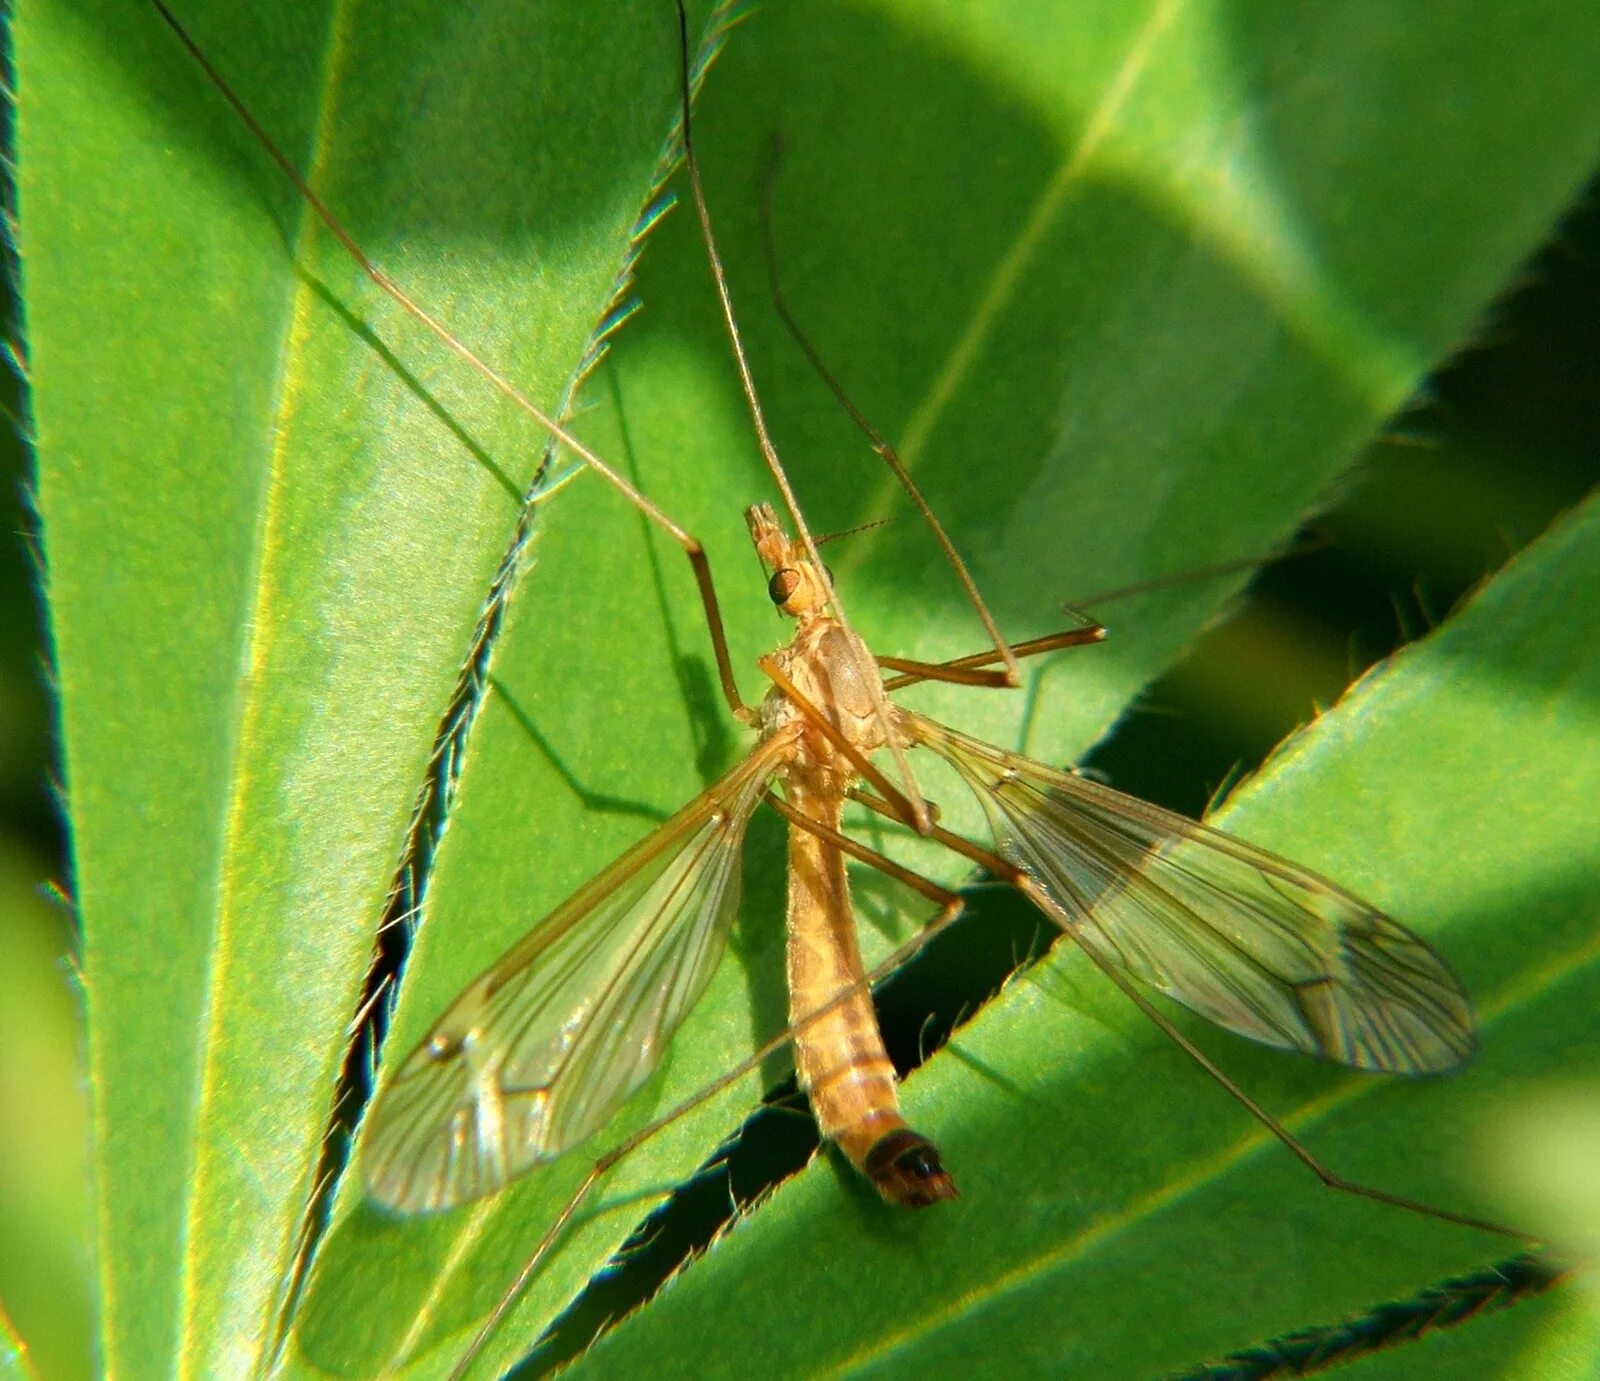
[760, 620, 893, 786]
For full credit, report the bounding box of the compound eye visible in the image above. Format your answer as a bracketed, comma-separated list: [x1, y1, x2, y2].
[768, 568, 803, 606]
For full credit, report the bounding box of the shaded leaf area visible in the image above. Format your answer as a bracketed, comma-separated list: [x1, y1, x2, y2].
[1091, 179, 1600, 827]
[22, 0, 717, 1375]
[578, 491, 1600, 1376]
[284, 2, 1600, 1378]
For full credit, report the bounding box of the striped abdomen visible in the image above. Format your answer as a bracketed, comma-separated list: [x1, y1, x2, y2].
[784, 778, 957, 1207]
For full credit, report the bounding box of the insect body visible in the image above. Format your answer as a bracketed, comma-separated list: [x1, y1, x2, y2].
[752, 504, 957, 1205]
[364, 500, 1478, 1219]
[364, 501, 963, 1213]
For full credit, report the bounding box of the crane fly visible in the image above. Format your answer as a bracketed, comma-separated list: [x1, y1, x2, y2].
[143, 0, 1535, 1374]
[370, 2, 1528, 1369]
[366, 485, 1482, 1213]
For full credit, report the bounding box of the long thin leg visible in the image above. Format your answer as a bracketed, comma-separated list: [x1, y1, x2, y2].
[449, 814, 969, 1380]
[848, 790, 1538, 1245]
[1065, 532, 1331, 612]
[760, 136, 1022, 690]
[147, 0, 753, 722]
[878, 536, 1332, 690]
[879, 623, 1107, 692]
[763, 791, 960, 907]
[872, 535, 1331, 691]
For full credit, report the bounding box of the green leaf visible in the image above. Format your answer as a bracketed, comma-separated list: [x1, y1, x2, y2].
[22, 0, 1600, 1378]
[23, 0, 720, 1374]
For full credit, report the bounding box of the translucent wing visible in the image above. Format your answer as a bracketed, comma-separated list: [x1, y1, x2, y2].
[363, 734, 794, 1213]
[904, 713, 1475, 1074]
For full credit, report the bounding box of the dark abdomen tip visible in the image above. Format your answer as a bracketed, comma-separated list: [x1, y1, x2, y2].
[863, 1128, 959, 1208]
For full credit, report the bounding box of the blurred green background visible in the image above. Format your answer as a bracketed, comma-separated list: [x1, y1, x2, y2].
[1, 20, 1597, 1377]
